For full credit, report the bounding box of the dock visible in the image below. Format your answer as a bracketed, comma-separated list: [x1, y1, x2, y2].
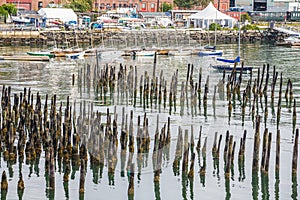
[273, 26, 300, 36]
[0, 55, 50, 62]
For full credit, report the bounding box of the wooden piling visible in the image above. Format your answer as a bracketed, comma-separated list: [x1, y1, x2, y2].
[196, 126, 202, 152]
[128, 163, 134, 197]
[261, 128, 268, 172]
[49, 147, 55, 191]
[239, 130, 247, 161]
[225, 135, 233, 178]
[72, 74, 75, 86]
[190, 125, 194, 153]
[1, 171, 8, 191]
[212, 132, 218, 155]
[231, 141, 236, 165]
[252, 115, 261, 172]
[17, 173, 25, 190]
[200, 137, 207, 176]
[293, 99, 296, 133]
[79, 159, 86, 193]
[277, 73, 283, 128]
[292, 129, 299, 175]
[224, 131, 229, 161]
[264, 132, 272, 174]
[275, 129, 280, 174]
[188, 153, 195, 178]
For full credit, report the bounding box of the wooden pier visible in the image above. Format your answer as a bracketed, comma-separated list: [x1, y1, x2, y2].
[0, 55, 50, 61]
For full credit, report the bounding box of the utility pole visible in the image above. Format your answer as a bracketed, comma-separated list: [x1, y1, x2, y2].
[157, 0, 160, 12]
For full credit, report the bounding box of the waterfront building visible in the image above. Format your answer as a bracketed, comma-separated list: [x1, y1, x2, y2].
[233, 0, 300, 12]
[0, 0, 231, 13]
[213, 0, 230, 11]
[0, 0, 174, 12]
[2, 0, 53, 10]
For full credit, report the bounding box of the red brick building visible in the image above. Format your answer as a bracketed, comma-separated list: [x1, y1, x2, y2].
[213, 0, 230, 12]
[0, 0, 230, 13]
[2, 0, 55, 10]
[94, 0, 173, 12]
[0, 0, 174, 11]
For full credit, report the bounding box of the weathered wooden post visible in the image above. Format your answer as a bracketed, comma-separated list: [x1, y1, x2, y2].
[252, 115, 261, 172]
[292, 129, 298, 175]
[293, 99, 296, 134]
[79, 159, 86, 194]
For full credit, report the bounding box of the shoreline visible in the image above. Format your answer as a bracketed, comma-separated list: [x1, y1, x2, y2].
[0, 28, 287, 47]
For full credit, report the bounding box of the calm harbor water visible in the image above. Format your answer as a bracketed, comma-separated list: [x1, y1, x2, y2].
[0, 42, 299, 200]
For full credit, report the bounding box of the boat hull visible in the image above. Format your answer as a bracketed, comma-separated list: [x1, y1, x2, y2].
[156, 49, 169, 55]
[51, 48, 83, 57]
[27, 52, 55, 58]
[65, 51, 85, 59]
[168, 51, 191, 56]
[134, 51, 156, 56]
[216, 56, 240, 63]
[198, 50, 223, 56]
[210, 64, 253, 72]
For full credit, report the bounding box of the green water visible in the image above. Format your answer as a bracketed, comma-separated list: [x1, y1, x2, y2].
[0, 42, 299, 200]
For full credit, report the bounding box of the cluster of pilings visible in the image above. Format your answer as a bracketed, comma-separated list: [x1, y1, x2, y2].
[79, 54, 298, 129]
[0, 86, 89, 199]
[0, 55, 299, 199]
[74, 56, 299, 198]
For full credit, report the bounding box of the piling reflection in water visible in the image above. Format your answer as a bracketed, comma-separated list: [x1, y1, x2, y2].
[0, 51, 299, 199]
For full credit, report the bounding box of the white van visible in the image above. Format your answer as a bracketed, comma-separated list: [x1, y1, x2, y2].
[229, 7, 245, 12]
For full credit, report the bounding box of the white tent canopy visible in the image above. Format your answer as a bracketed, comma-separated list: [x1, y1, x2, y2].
[38, 8, 77, 24]
[187, 2, 237, 28]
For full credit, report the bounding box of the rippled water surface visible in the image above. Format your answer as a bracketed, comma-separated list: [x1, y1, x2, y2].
[0, 42, 299, 200]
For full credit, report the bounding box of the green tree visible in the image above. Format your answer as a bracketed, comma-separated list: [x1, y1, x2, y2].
[174, 0, 211, 9]
[0, 4, 17, 23]
[199, 0, 212, 8]
[209, 23, 221, 31]
[241, 13, 252, 23]
[174, 0, 199, 9]
[64, 0, 92, 12]
[161, 2, 172, 12]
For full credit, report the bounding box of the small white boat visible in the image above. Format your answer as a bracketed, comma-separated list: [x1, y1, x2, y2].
[198, 49, 223, 56]
[65, 51, 85, 59]
[168, 50, 192, 56]
[134, 50, 156, 56]
[210, 63, 253, 73]
[211, 57, 252, 73]
[284, 36, 300, 44]
[11, 16, 31, 23]
[27, 51, 55, 58]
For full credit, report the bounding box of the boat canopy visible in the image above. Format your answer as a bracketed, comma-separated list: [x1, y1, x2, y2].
[38, 8, 77, 24]
[187, 2, 237, 28]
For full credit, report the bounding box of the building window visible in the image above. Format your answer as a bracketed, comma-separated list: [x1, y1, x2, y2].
[151, 3, 155, 8]
[142, 3, 146, 8]
[175, 13, 183, 19]
[123, 4, 127, 7]
[119, 4, 122, 8]
[135, 3, 139, 10]
[38, 1, 42, 9]
[113, 3, 116, 9]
